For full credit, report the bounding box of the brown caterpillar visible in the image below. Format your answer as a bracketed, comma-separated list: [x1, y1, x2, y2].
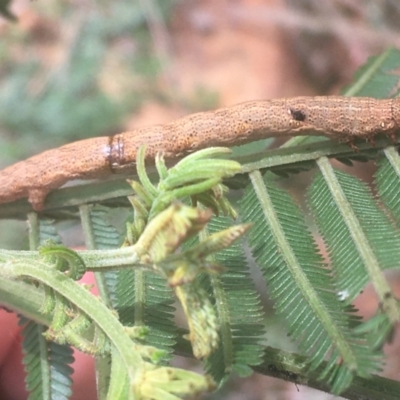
[1, 96, 399, 211]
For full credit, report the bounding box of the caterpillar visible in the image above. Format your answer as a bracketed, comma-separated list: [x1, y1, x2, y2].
[0, 96, 399, 211]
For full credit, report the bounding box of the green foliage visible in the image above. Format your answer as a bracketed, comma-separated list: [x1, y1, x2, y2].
[308, 166, 400, 302]
[342, 47, 400, 98]
[240, 172, 381, 393]
[79, 204, 123, 307]
[202, 216, 265, 382]
[4, 45, 400, 400]
[19, 217, 74, 400]
[39, 241, 86, 280]
[28, 216, 63, 249]
[375, 148, 400, 227]
[0, 145, 248, 399]
[116, 267, 177, 359]
[114, 147, 243, 362]
[20, 319, 74, 400]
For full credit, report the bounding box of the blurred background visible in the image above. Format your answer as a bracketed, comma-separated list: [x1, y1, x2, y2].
[1, 1, 400, 399]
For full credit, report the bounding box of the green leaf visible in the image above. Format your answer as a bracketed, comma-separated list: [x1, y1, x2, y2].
[134, 364, 215, 400]
[240, 171, 382, 393]
[308, 160, 400, 311]
[375, 147, 400, 227]
[39, 242, 86, 281]
[20, 217, 74, 400]
[175, 280, 219, 360]
[20, 319, 74, 400]
[343, 47, 400, 97]
[106, 348, 131, 400]
[202, 216, 265, 382]
[26, 214, 62, 251]
[80, 205, 123, 306]
[116, 269, 177, 360]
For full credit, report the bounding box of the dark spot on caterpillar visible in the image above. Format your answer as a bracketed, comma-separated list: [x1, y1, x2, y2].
[384, 292, 392, 300]
[290, 109, 307, 122]
[1, 96, 397, 210]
